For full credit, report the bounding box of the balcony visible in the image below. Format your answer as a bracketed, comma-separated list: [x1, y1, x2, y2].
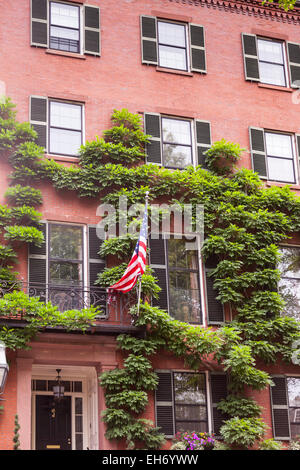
[0, 280, 139, 333]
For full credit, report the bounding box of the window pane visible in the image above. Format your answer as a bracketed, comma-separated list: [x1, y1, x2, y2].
[265, 133, 292, 159]
[51, 2, 79, 29]
[49, 262, 83, 285]
[50, 26, 79, 41]
[279, 278, 300, 321]
[50, 225, 83, 260]
[168, 239, 198, 269]
[74, 381, 83, 392]
[279, 247, 300, 279]
[162, 119, 191, 145]
[287, 378, 300, 407]
[169, 281, 201, 323]
[163, 144, 192, 168]
[174, 373, 206, 404]
[50, 128, 82, 155]
[75, 397, 83, 414]
[158, 22, 186, 47]
[258, 39, 284, 64]
[175, 405, 207, 420]
[159, 45, 187, 70]
[176, 421, 207, 433]
[259, 62, 286, 86]
[75, 434, 83, 450]
[50, 102, 82, 130]
[267, 157, 294, 183]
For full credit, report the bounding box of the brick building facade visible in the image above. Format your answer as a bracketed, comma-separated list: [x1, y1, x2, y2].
[0, 0, 300, 450]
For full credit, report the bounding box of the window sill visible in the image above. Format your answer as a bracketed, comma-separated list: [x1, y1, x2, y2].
[266, 181, 300, 190]
[156, 66, 193, 77]
[45, 49, 86, 60]
[258, 83, 293, 93]
[46, 154, 80, 163]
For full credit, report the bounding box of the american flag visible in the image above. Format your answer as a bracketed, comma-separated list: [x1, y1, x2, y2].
[107, 196, 148, 294]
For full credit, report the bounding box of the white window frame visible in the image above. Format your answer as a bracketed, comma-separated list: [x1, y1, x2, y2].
[48, 0, 84, 55]
[257, 37, 290, 87]
[157, 19, 191, 72]
[161, 115, 196, 169]
[48, 98, 85, 158]
[264, 130, 298, 184]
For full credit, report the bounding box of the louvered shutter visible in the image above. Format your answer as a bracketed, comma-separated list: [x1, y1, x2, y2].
[31, 0, 48, 48]
[195, 120, 211, 168]
[189, 24, 206, 73]
[140, 16, 158, 65]
[242, 33, 260, 82]
[270, 376, 291, 440]
[28, 222, 47, 302]
[210, 373, 228, 436]
[287, 42, 300, 88]
[155, 371, 175, 437]
[204, 255, 224, 324]
[30, 96, 48, 151]
[88, 226, 106, 314]
[144, 113, 162, 165]
[84, 5, 101, 56]
[149, 235, 169, 312]
[249, 127, 267, 178]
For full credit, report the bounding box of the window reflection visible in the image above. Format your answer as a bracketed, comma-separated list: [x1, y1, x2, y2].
[278, 247, 300, 321]
[287, 377, 300, 438]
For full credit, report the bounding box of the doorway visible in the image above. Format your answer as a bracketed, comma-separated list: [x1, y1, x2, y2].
[35, 395, 72, 450]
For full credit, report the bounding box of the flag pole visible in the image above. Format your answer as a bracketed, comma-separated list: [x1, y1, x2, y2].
[136, 191, 149, 315]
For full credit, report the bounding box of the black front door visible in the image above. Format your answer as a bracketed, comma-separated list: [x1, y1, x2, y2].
[36, 395, 72, 450]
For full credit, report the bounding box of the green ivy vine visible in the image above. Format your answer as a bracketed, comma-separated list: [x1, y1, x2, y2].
[1, 98, 300, 449]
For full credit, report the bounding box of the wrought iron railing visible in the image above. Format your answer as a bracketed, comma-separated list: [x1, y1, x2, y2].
[0, 280, 136, 327]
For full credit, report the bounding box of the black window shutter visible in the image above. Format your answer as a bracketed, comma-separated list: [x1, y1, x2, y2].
[31, 0, 48, 48]
[155, 372, 175, 437]
[144, 113, 162, 165]
[270, 376, 291, 440]
[149, 236, 168, 311]
[189, 24, 206, 73]
[210, 373, 228, 436]
[30, 96, 48, 151]
[84, 5, 101, 56]
[287, 42, 300, 88]
[249, 127, 267, 178]
[140, 16, 158, 64]
[88, 226, 106, 313]
[242, 33, 260, 82]
[28, 222, 47, 302]
[195, 120, 211, 168]
[205, 268, 224, 324]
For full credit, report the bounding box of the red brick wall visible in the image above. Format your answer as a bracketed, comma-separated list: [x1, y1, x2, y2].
[0, 352, 17, 450]
[0, 0, 299, 449]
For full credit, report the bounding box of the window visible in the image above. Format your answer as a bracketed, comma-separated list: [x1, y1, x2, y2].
[278, 246, 300, 321]
[149, 235, 202, 324]
[249, 127, 298, 184]
[30, 96, 84, 157]
[265, 132, 295, 183]
[49, 101, 83, 156]
[48, 224, 84, 288]
[287, 377, 300, 438]
[162, 117, 193, 168]
[257, 38, 287, 87]
[157, 21, 188, 71]
[242, 34, 300, 87]
[144, 113, 212, 169]
[28, 223, 106, 312]
[31, 0, 101, 56]
[141, 16, 206, 73]
[155, 371, 227, 437]
[49, 2, 80, 53]
[173, 372, 208, 433]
